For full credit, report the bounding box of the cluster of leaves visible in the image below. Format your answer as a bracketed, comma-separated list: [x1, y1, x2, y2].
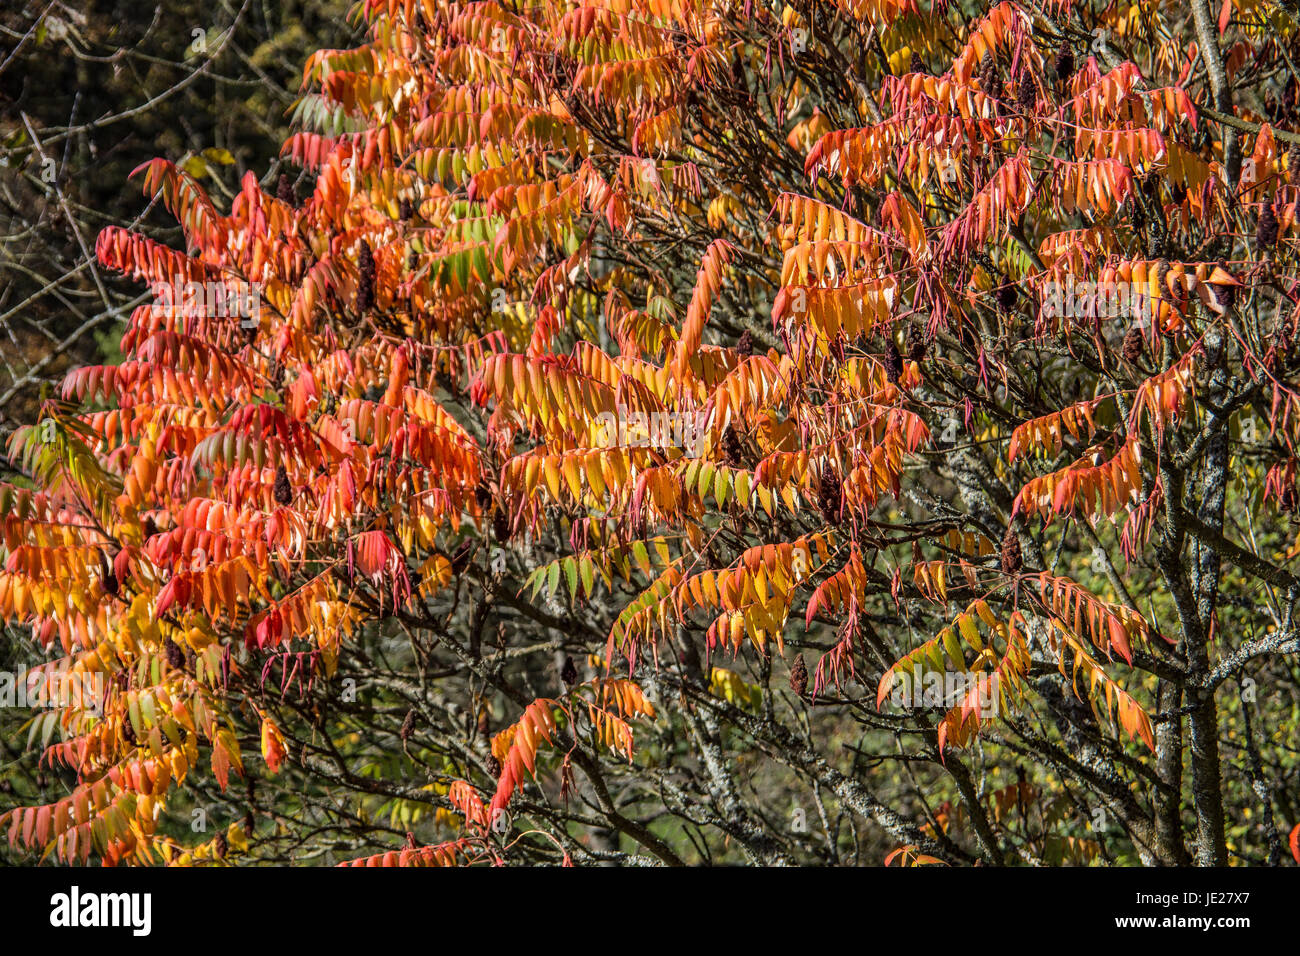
[3, 0, 1300, 866]
[0, 0, 356, 428]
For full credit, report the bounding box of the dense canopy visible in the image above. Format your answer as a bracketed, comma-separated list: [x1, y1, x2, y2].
[3, 0, 1300, 867]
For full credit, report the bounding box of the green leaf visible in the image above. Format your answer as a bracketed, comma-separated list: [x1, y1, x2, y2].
[714, 467, 731, 508]
[564, 557, 578, 600]
[942, 628, 967, 672]
[526, 566, 547, 599]
[698, 462, 716, 499]
[734, 470, 752, 506]
[631, 540, 651, 575]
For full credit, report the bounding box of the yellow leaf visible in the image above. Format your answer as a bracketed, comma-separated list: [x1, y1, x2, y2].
[201, 147, 236, 166]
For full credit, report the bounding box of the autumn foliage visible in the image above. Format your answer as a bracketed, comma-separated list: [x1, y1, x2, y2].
[4, 0, 1300, 866]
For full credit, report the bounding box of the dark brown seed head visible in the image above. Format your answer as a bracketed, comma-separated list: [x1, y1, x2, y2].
[121, 717, 136, 747]
[907, 325, 926, 363]
[486, 754, 502, 777]
[214, 831, 228, 860]
[163, 638, 185, 670]
[996, 282, 1018, 313]
[276, 173, 295, 206]
[789, 654, 808, 696]
[1130, 200, 1145, 230]
[720, 426, 745, 466]
[1121, 325, 1145, 363]
[883, 340, 903, 383]
[818, 471, 843, 525]
[492, 509, 512, 543]
[400, 708, 416, 742]
[560, 655, 578, 686]
[1016, 72, 1036, 113]
[1001, 525, 1023, 575]
[449, 539, 475, 574]
[357, 239, 376, 314]
[1154, 259, 1173, 297]
[101, 550, 119, 596]
[736, 329, 754, 357]
[1257, 203, 1279, 252]
[1052, 45, 1075, 86]
[398, 197, 413, 221]
[1210, 278, 1237, 311]
[273, 465, 293, 506]
[979, 52, 999, 97]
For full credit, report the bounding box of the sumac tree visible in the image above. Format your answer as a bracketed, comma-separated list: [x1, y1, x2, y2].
[2, 0, 1300, 867]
